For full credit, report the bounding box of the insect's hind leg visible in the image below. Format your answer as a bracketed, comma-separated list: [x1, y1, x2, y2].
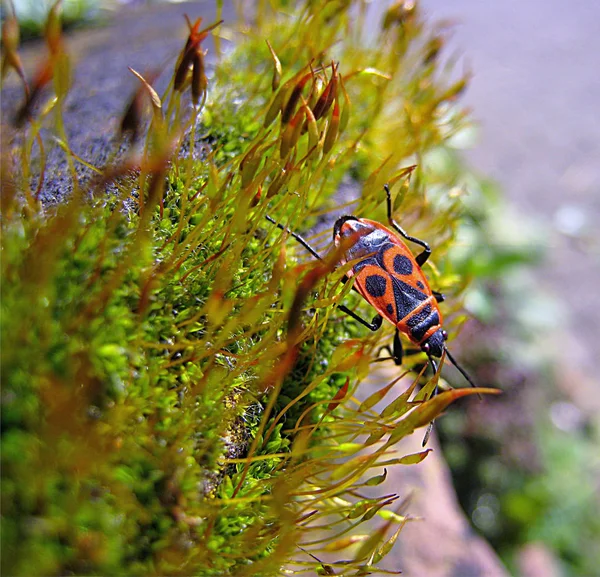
[265, 215, 323, 261]
[377, 329, 404, 365]
[384, 184, 431, 266]
[266, 215, 383, 331]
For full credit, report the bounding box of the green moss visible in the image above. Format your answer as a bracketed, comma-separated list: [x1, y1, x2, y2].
[1, 2, 490, 575]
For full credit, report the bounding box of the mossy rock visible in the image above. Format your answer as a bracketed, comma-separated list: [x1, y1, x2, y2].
[1, 2, 494, 575]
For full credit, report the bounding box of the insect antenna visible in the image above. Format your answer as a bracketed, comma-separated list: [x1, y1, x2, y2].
[265, 215, 323, 261]
[444, 346, 478, 389]
[423, 356, 438, 447]
[428, 356, 438, 376]
[427, 355, 441, 399]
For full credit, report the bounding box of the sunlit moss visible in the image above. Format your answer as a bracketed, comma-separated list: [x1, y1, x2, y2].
[1, 1, 494, 575]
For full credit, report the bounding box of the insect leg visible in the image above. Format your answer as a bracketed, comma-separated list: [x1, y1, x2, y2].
[432, 290, 445, 303]
[375, 329, 403, 365]
[384, 184, 431, 266]
[422, 422, 434, 447]
[266, 215, 383, 331]
[266, 215, 390, 335]
[265, 215, 323, 261]
[391, 329, 403, 365]
[337, 305, 383, 331]
[428, 356, 439, 395]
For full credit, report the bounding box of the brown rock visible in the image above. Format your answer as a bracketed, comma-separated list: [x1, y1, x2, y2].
[518, 542, 562, 577]
[383, 430, 508, 577]
[360, 367, 508, 577]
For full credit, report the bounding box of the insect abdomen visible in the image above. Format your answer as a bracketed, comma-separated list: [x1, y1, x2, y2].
[398, 298, 442, 344]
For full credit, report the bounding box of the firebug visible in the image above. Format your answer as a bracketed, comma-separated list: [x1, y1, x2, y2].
[266, 183, 476, 391]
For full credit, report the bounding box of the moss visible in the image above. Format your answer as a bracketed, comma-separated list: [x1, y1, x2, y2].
[1, 2, 492, 575]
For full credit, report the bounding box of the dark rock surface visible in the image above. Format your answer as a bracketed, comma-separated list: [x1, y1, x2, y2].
[1, 1, 233, 204]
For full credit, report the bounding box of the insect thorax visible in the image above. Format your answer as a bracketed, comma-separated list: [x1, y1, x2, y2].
[343, 227, 390, 264]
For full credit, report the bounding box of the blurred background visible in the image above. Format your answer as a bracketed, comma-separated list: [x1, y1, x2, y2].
[419, 2, 600, 575]
[3, 0, 599, 575]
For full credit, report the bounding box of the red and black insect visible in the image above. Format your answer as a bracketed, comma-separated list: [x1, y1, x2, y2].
[266, 183, 476, 389]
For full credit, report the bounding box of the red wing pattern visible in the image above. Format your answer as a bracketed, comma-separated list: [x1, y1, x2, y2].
[353, 263, 401, 323]
[351, 240, 442, 343]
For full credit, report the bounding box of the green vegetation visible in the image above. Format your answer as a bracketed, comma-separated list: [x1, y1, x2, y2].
[2, 2, 495, 575]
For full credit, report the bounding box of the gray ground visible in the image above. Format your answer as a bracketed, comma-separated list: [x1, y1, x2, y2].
[1, 2, 234, 203]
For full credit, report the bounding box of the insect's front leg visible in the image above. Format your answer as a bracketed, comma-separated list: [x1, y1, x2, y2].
[428, 356, 438, 389]
[384, 184, 431, 266]
[420, 356, 440, 447]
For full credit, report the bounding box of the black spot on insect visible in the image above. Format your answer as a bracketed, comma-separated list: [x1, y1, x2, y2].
[393, 254, 413, 276]
[386, 303, 394, 315]
[416, 281, 425, 290]
[365, 274, 387, 298]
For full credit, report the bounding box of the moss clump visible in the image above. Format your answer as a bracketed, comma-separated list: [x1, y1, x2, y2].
[2, 2, 494, 575]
